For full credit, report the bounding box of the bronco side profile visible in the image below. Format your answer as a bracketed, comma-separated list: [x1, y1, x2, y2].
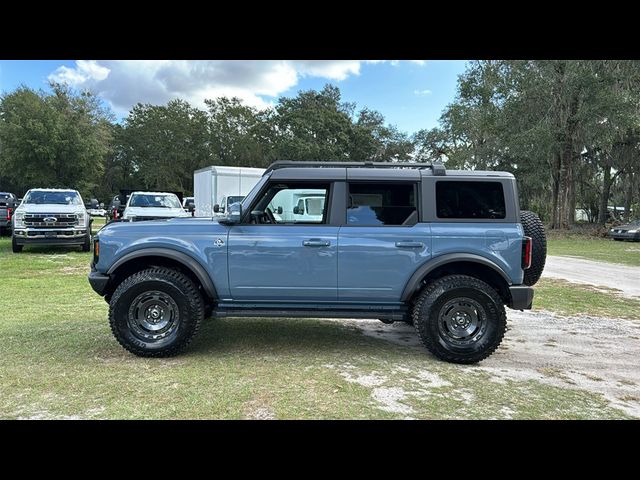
[88, 162, 546, 364]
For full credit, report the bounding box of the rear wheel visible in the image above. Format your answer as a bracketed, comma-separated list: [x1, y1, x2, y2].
[109, 267, 204, 357]
[413, 274, 507, 364]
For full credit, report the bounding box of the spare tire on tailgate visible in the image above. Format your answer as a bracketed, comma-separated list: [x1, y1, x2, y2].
[520, 210, 546, 286]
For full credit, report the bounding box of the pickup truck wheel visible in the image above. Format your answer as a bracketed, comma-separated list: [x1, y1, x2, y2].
[11, 236, 22, 253]
[109, 267, 204, 357]
[412, 275, 507, 364]
[82, 232, 91, 252]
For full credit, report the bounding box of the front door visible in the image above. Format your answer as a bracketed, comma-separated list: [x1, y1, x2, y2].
[227, 182, 338, 302]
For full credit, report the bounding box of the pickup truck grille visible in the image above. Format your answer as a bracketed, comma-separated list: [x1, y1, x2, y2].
[24, 213, 79, 228]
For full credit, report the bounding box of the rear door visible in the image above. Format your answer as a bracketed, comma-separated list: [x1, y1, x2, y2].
[337, 176, 431, 302]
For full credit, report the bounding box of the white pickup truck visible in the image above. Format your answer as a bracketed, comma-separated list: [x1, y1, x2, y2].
[12, 188, 92, 253]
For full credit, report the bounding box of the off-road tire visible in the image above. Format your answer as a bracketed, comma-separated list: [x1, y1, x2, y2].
[520, 210, 546, 286]
[11, 236, 22, 253]
[109, 267, 204, 357]
[412, 274, 507, 364]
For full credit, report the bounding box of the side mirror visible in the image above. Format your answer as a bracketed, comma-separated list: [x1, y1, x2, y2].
[187, 202, 195, 212]
[277, 206, 283, 215]
[213, 204, 220, 213]
[293, 206, 304, 215]
[220, 203, 242, 225]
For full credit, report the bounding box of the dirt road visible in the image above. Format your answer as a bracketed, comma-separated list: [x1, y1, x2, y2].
[543, 256, 640, 298]
[336, 309, 640, 418]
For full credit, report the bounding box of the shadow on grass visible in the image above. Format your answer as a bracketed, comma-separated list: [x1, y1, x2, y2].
[188, 317, 425, 359]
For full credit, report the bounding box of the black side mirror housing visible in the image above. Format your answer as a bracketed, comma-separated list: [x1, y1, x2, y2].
[213, 204, 220, 213]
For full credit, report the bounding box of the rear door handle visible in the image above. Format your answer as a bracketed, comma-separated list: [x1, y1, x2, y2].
[303, 239, 331, 247]
[395, 241, 424, 248]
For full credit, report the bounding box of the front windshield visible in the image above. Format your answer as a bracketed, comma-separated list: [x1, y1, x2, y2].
[23, 190, 82, 205]
[129, 193, 181, 208]
[227, 196, 244, 206]
[629, 219, 640, 226]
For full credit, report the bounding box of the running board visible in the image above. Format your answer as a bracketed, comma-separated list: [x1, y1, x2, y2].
[212, 308, 408, 322]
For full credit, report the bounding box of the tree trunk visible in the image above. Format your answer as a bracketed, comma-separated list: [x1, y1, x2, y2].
[551, 153, 561, 229]
[598, 165, 612, 225]
[624, 172, 635, 221]
[557, 142, 574, 229]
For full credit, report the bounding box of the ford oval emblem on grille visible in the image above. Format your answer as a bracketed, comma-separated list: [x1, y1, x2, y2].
[44, 217, 57, 223]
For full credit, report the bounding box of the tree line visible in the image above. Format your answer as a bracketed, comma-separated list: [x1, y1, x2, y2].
[1, 61, 638, 229]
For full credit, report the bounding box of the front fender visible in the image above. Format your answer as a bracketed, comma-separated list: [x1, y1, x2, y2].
[106, 247, 218, 299]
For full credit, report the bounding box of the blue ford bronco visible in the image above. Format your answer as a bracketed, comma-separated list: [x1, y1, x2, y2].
[88, 162, 546, 364]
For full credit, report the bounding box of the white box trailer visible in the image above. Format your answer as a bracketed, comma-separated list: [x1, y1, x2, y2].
[193, 166, 265, 217]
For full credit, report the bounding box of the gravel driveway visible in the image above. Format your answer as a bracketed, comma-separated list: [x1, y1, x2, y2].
[543, 256, 640, 298]
[339, 310, 640, 418]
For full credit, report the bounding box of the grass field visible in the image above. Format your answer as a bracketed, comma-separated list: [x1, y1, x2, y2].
[547, 235, 640, 267]
[0, 233, 636, 419]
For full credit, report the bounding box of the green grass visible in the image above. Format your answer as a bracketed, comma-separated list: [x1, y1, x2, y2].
[535, 278, 640, 320]
[547, 236, 640, 267]
[0, 235, 633, 419]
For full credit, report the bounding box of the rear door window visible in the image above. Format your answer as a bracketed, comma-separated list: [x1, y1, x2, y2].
[347, 183, 418, 226]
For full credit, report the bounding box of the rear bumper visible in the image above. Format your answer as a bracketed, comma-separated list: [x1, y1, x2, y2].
[88, 270, 110, 296]
[508, 285, 534, 310]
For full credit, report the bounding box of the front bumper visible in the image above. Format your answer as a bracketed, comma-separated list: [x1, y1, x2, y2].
[13, 228, 88, 245]
[88, 270, 110, 296]
[609, 231, 640, 241]
[508, 285, 534, 310]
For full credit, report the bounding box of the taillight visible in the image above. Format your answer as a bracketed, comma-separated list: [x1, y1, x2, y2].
[522, 236, 532, 270]
[6, 208, 11, 221]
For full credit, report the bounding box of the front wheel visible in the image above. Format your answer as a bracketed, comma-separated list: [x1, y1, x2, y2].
[109, 267, 205, 357]
[12, 236, 22, 253]
[412, 274, 507, 364]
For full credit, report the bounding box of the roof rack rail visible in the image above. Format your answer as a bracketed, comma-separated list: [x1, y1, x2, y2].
[264, 161, 446, 176]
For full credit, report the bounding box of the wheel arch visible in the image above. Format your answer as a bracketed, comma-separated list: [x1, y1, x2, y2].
[401, 254, 512, 304]
[106, 248, 217, 301]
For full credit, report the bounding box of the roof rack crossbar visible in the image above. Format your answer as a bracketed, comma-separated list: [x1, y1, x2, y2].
[264, 161, 446, 175]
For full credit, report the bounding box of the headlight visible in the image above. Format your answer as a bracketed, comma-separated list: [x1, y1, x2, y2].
[76, 211, 88, 224]
[629, 229, 638, 234]
[13, 211, 25, 228]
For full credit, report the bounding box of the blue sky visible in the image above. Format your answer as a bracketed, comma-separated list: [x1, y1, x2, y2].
[0, 60, 468, 134]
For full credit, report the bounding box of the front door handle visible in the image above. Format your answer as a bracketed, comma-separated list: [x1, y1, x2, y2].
[395, 241, 424, 248]
[303, 239, 330, 247]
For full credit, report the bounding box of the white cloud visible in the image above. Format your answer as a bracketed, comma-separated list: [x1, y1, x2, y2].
[414, 89, 432, 96]
[47, 60, 428, 115]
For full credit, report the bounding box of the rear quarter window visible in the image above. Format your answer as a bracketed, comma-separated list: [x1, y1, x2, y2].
[436, 181, 506, 219]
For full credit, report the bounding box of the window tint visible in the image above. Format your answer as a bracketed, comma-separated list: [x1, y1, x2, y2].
[436, 181, 506, 219]
[348, 183, 417, 226]
[253, 183, 329, 224]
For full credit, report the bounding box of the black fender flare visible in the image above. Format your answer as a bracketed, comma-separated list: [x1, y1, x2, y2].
[107, 248, 217, 299]
[400, 253, 512, 302]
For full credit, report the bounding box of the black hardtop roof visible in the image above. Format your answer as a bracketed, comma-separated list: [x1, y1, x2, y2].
[264, 161, 515, 179]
